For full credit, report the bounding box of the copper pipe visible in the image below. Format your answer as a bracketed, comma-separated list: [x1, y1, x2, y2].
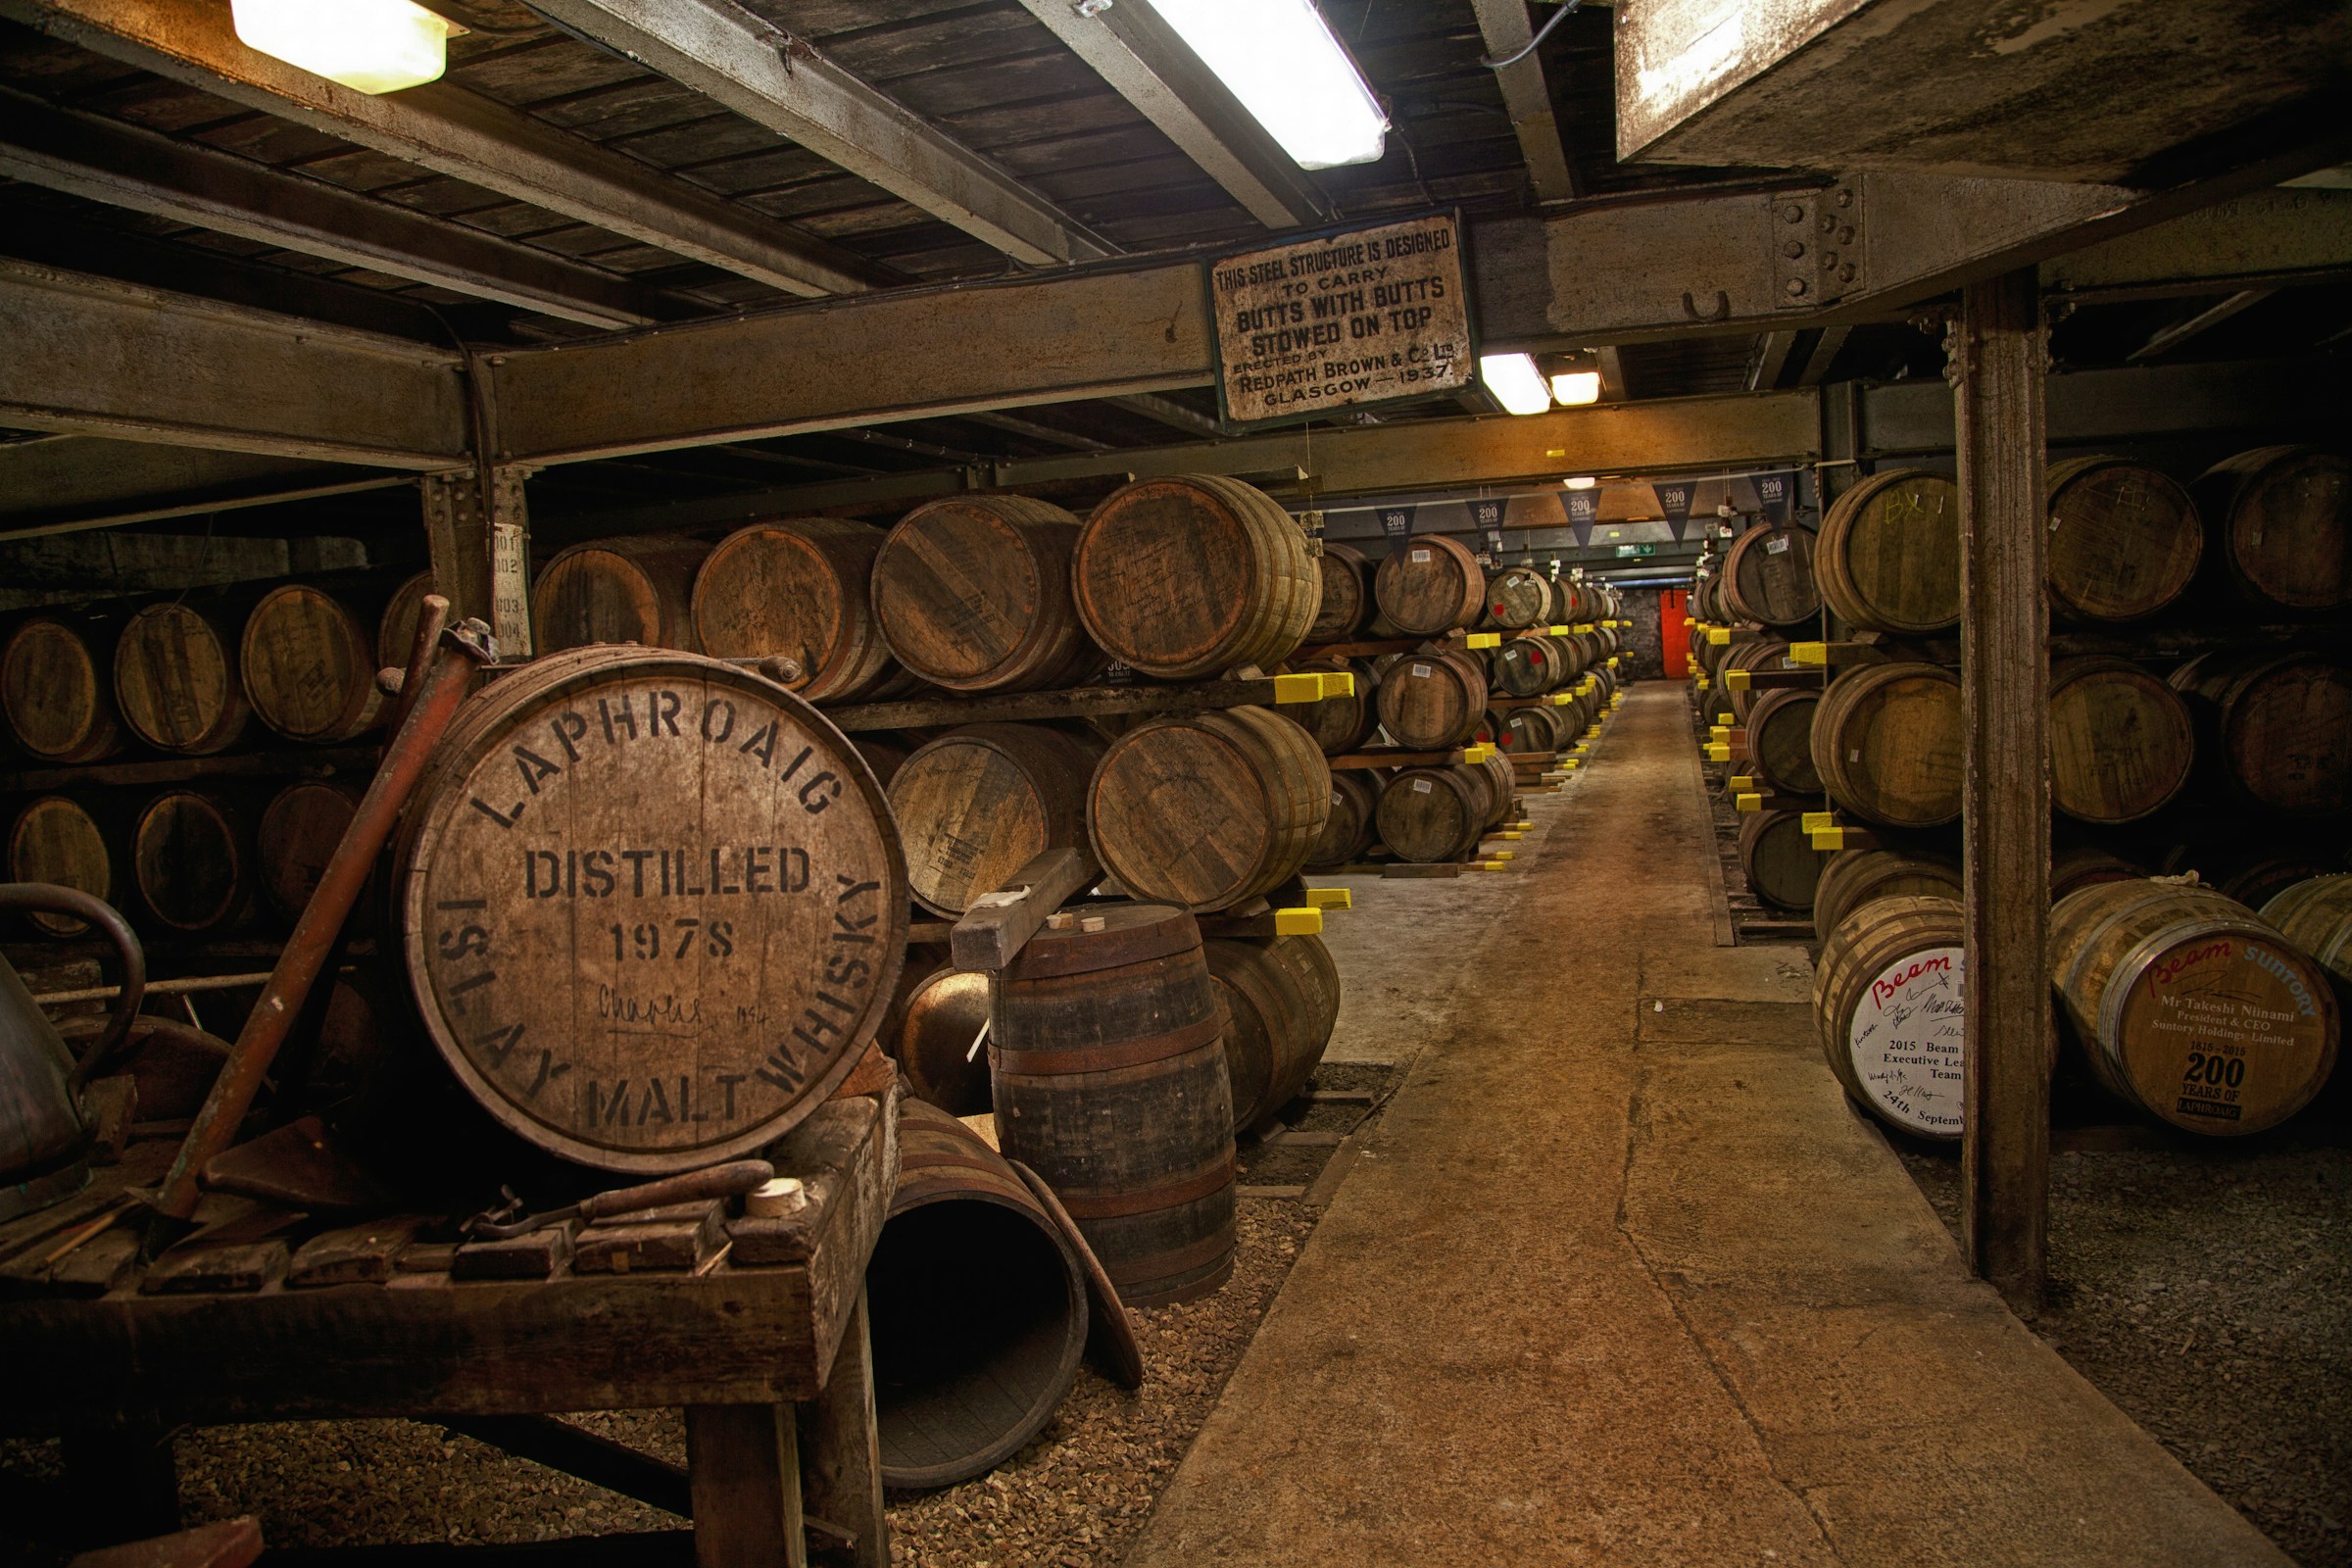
[385, 591, 453, 736]
[151, 617, 494, 1227]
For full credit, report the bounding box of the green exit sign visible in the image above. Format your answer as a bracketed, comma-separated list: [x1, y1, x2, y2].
[1614, 543, 1656, 558]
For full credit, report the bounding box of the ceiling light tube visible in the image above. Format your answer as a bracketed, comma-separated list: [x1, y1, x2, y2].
[232, 0, 455, 95]
[1550, 369, 1602, 406]
[1479, 353, 1551, 416]
[1147, 0, 1390, 169]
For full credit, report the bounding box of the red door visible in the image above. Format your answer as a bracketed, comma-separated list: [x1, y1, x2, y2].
[1660, 588, 1690, 678]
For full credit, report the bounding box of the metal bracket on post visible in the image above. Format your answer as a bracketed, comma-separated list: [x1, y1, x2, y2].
[420, 465, 535, 662]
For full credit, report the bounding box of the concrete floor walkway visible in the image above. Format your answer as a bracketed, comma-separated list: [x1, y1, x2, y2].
[1126, 683, 2286, 1568]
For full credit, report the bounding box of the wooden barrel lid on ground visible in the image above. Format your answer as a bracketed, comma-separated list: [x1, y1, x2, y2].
[1074, 475, 1316, 679]
[881, 963, 993, 1116]
[2051, 878, 2339, 1135]
[1813, 894, 1966, 1140]
[240, 584, 384, 744]
[2047, 656, 2193, 824]
[1718, 522, 1822, 629]
[1208, 933, 1338, 1134]
[691, 517, 907, 702]
[1481, 566, 1553, 630]
[872, 495, 1099, 693]
[1812, 662, 1964, 828]
[992, 903, 1237, 1305]
[1737, 808, 1825, 912]
[1812, 847, 1961, 941]
[2046, 457, 2202, 622]
[2170, 651, 2352, 817]
[888, 722, 1102, 916]
[1276, 659, 1378, 756]
[132, 789, 252, 933]
[1, 615, 121, 762]
[1087, 707, 1328, 912]
[6, 796, 115, 936]
[377, 571, 438, 670]
[1372, 534, 1484, 636]
[1307, 543, 1372, 642]
[257, 780, 363, 924]
[114, 602, 250, 755]
[1375, 648, 1487, 750]
[531, 536, 711, 654]
[1304, 770, 1382, 869]
[2194, 446, 2352, 612]
[1742, 688, 1822, 796]
[2262, 875, 2352, 992]
[870, 1099, 1086, 1490]
[1815, 469, 1960, 634]
[1376, 766, 1486, 863]
[394, 646, 909, 1173]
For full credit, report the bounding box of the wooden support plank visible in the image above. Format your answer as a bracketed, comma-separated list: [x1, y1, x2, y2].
[794, 1291, 888, 1568]
[686, 1403, 807, 1568]
[1953, 266, 2052, 1312]
[949, 848, 1096, 973]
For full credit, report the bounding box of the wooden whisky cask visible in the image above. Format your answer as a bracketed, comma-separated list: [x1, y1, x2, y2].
[1475, 751, 1515, 828]
[1812, 662, 1964, 828]
[1737, 808, 1825, 913]
[114, 602, 250, 755]
[872, 495, 1099, 693]
[1376, 766, 1486, 863]
[888, 722, 1103, 917]
[1813, 894, 1966, 1140]
[2194, 446, 2352, 612]
[691, 517, 910, 702]
[377, 570, 438, 669]
[1372, 534, 1485, 636]
[992, 903, 1237, 1305]
[394, 646, 909, 1174]
[2047, 656, 2194, 824]
[1742, 687, 1822, 797]
[1481, 705, 1562, 756]
[1207, 933, 1338, 1134]
[1, 614, 121, 762]
[1087, 708, 1328, 912]
[1304, 769, 1382, 869]
[1718, 522, 1823, 629]
[1276, 659, 1379, 756]
[2050, 846, 2142, 904]
[1812, 848, 1961, 942]
[2159, 842, 2333, 912]
[2262, 875, 2352, 992]
[1486, 635, 1561, 699]
[132, 789, 254, 933]
[2045, 457, 2202, 622]
[1815, 469, 1960, 634]
[6, 796, 117, 936]
[1481, 565, 1554, 630]
[1307, 542, 1373, 642]
[240, 584, 385, 744]
[1723, 638, 1794, 722]
[257, 779, 363, 925]
[2169, 651, 2352, 817]
[880, 963, 993, 1117]
[1375, 648, 1487, 750]
[870, 1098, 1086, 1490]
[532, 536, 711, 654]
[1074, 475, 1316, 679]
[2051, 879, 2338, 1135]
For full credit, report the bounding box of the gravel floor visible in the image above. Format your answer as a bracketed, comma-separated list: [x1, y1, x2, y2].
[1897, 1128, 2352, 1567]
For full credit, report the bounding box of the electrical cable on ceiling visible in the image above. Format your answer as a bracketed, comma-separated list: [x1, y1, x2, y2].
[1481, 0, 1580, 70]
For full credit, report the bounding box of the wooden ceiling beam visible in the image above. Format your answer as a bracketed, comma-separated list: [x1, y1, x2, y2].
[1, 0, 889, 297]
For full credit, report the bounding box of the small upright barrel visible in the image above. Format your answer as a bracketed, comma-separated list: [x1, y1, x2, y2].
[2046, 457, 2201, 622]
[1812, 847, 1961, 941]
[2262, 875, 2352, 993]
[992, 904, 1237, 1305]
[1718, 522, 1822, 629]
[1374, 647, 1486, 750]
[888, 723, 1102, 916]
[2194, 447, 2351, 612]
[1307, 542, 1373, 642]
[1812, 662, 1963, 828]
[133, 789, 254, 933]
[1737, 808, 1824, 913]
[2048, 655, 2193, 824]
[691, 517, 909, 702]
[7, 796, 116, 936]
[1207, 933, 1339, 1134]
[1073, 474, 1316, 679]
[115, 602, 250, 755]
[1373, 534, 1485, 636]
[1813, 895, 1966, 1140]
[240, 584, 385, 743]
[2052, 879, 2338, 1135]
[1087, 708, 1328, 912]
[872, 496, 1099, 692]
[1, 614, 121, 762]
[1741, 687, 1821, 796]
[870, 1099, 1087, 1490]
[532, 536, 710, 654]
[1815, 469, 1960, 634]
[2170, 651, 2352, 817]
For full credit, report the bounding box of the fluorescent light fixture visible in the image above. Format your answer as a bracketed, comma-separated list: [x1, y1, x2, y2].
[232, 0, 454, 95]
[1479, 353, 1551, 416]
[1563, 475, 1597, 490]
[1550, 369, 1602, 406]
[1149, 0, 1389, 169]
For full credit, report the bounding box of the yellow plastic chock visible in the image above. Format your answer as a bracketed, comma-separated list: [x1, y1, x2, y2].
[1269, 671, 1326, 704]
[1481, 859, 1507, 872]
[1499, 831, 1524, 841]
[1548, 692, 1573, 705]
[1706, 626, 1731, 645]
[1490, 850, 1516, 860]
[1273, 906, 1324, 936]
[1320, 669, 1356, 699]
[1574, 622, 1595, 633]
[1607, 657, 1621, 668]
[1789, 642, 1829, 666]
[1459, 743, 1495, 763]
[1548, 625, 1572, 636]
[1729, 775, 1754, 792]
[1464, 631, 1501, 649]
[1710, 723, 1730, 739]
[1736, 793, 1762, 812]
[1725, 668, 1750, 690]
[1704, 743, 1731, 761]
[1800, 810, 1836, 832]
[1302, 887, 1352, 910]
[1811, 827, 1846, 851]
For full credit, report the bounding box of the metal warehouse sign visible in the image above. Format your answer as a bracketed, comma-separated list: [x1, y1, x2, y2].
[1208, 213, 1472, 428]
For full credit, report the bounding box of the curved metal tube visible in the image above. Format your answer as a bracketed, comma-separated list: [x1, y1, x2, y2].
[0, 883, 147, 1092]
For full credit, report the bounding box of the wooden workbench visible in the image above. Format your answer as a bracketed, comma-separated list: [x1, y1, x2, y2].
[0, 1091, 900, 1568]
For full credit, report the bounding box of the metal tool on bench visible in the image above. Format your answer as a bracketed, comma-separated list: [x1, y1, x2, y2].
[462, 1159, 776, 1241]
[0, 883, 147, 1222]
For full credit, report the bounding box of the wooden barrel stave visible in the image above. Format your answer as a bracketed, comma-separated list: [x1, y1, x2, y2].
[2262, 875, 2352, 992]
[1088, 706, 1329, 913]
[1375, 765, 1483, 863]
[1375, 648, 1487, 750]
[241, 583, 385, 744]
[1811, 847, 1961, 940]
[1742, 687, 1822, 796]
[2194, 446, 2351, 612]
[2169, 650, 2352, 817]
[2, 614, 122, 762]
[1277, 659, 1380, 756]
[1074, 474, 1316, 679]
[873, 496, 1100, 693]
[1307, 543, 1373, 643]
[691, 517, 911, 702]
[2045, 457, 2202, 622]
[1481, 566, 1553, 630]
[1372, 535, 1485, 636]
[889, 721, 1103, 916]
[1737, 808, 1826, 912]
[532, 536, 712, 654]
[6, 795, 118, 936]
[881, 962, 994, 1116]
[257, 779, 365, 925]
[1813, 894, 1967, 1139]
[2047, 655, 2194, 824]
[1811, 662, 1964, 828]
[377, 571, 439, 671]
[1815, 469, 1960, 634]
[1206, 934, 1335, 1133]
[132, 788, 255, 933]
[1304, 770, 1383, 869]
[1719, 522, 1823, 629]
[115, 602, 251, 756]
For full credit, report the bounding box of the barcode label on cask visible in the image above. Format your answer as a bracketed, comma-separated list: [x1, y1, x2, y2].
[1412, 779, 1433, 793]
[1847, 944, 1965, 1138]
